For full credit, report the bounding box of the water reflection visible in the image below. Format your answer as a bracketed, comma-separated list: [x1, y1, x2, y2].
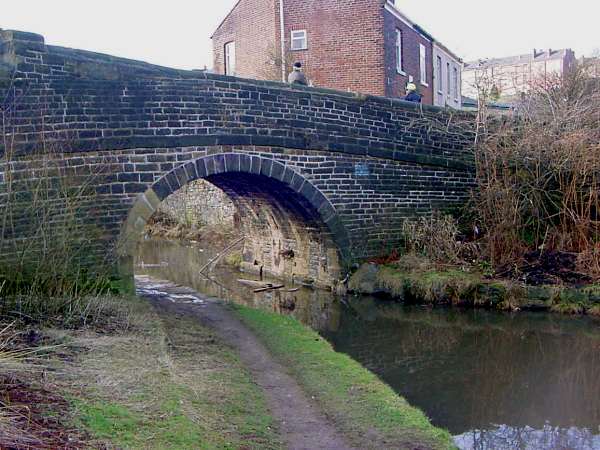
[136, 239, 600, 450]
[455, 425, 600, 450]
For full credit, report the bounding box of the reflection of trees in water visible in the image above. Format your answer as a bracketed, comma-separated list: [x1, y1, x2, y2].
[328, 298, 600, 436]
[455, 425, 600, 450]
[463, 328, 600, 430]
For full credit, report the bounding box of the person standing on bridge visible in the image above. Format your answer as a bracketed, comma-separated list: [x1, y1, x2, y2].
[404, 83, 422, 103]
[288, 62, 308, 86]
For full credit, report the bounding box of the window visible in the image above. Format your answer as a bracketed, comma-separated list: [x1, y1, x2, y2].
[453, 67, 459, 99]
[224, 41, 236, 76]
[395, 29, 403, 73]
[419, 44, 427, 85]
[436, 56, 442, 92]
[446, 62, 451, 95]
[291, 30, 307, 51]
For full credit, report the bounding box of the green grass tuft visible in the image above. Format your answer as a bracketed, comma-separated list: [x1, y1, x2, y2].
[234, 305, 456, 450]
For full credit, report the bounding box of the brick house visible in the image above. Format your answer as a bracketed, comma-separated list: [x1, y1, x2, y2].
[211, 0, 462, 106]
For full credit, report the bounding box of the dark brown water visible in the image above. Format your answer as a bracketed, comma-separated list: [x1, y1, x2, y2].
[136, 239, 600, 450]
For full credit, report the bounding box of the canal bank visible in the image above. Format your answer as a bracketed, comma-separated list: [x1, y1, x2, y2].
[349, 260, 600, 316]
[138, 276, 454, 450]
[1, 273, 453, 448]
[136, 238, 600, 450]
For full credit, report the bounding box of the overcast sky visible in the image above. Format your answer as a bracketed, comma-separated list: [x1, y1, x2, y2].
[3, 1, 599, 70]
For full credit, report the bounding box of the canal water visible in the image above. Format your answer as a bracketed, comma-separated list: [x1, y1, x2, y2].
[136, 239, 600, 450]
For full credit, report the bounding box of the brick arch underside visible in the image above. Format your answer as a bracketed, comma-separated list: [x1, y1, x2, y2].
[122, 153, 350, 288]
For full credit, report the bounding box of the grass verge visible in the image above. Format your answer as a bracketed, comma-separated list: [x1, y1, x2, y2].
[233, 305, 455, 450]
[9, 296, 281, 449]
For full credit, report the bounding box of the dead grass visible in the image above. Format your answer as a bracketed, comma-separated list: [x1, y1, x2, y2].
[46, 296, 281, 449]
[473, 68, 600, 272]
[0, 294, 141, 330]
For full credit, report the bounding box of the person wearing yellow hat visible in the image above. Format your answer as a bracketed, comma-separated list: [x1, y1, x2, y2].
[404, 82, 422, 103]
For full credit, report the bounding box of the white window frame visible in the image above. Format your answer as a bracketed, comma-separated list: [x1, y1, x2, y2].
[395, 29, 405, 74]
[453, 66, 459, 101]
[419, 44, 428, 86]
[291, 30, 308, 51]
[446, 62, 451, 96]
[436, 56, 443, 93]
[224, 41, 236, 76]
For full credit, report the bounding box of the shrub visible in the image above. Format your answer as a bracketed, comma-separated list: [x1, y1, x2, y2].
[401, 213, 477, 264]
[473, 68, 600, 272]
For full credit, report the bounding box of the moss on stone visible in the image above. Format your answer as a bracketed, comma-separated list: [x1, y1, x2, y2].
[349, 258, 600, 316]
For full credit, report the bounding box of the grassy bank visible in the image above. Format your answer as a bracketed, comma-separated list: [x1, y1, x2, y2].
[234, 305, 455, 450]
[349, 261, 600, 316]
[2, 296, 281, 449]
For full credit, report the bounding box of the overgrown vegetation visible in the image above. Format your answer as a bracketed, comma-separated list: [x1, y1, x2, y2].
[368, 67, 600, 314]
[1, 107, 120, 298]
[0, 321, 83, 449]
[65, 298, 281, 449]
[235, 305, 455, 450]
[474, 68, 600, 273]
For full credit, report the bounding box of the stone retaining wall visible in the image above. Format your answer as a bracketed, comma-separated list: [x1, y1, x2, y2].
[158, 179, 235, 228]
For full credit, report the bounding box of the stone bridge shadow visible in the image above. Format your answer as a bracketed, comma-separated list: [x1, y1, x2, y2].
[121, 153, 351, 291]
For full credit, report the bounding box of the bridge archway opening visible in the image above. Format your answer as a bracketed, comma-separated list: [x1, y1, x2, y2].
[122, 154, 349, 291]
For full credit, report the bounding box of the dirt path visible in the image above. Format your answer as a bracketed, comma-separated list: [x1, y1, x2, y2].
[136, 275, 356, 450]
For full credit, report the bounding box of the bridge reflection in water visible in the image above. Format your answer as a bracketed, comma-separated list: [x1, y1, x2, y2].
[136, 239, 600, 450]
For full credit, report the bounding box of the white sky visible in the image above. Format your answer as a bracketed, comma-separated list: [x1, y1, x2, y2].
[2, 1, 599, 70]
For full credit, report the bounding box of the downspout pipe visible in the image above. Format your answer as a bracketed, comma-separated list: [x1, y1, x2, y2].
[279, 0, 286, 82]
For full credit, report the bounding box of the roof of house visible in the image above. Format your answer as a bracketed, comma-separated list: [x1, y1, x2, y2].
[461, 96, 514, 110]
[464, 49, 572, 70]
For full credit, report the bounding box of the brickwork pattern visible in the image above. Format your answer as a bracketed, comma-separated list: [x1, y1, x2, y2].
[211, 0, 438, 103]
[211, 0, 279, 79]
[383, 10, 434, 103]
[280, 0, 385, 95]
[159, 179, 236, 228]
[0, 30, 475, 287]
[1, 31, 473, 170]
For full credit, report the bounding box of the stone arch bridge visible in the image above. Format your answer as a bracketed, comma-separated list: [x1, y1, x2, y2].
[0, 30, 475, 290]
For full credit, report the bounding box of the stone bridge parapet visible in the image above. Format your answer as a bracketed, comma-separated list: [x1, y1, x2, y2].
[0, 29, 476, 289]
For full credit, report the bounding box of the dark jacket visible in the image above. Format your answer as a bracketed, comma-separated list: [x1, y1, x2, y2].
[404, 91, 422, 103]
[288, 70, 308, 86]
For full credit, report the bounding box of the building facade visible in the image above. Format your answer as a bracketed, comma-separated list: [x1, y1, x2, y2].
[433, 42, 462, 109]
[579, 56, 600, 78]
[211, 0, 462, 106]
[463, 49, 577, 100]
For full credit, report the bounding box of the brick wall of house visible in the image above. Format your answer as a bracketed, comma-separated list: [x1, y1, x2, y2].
[281, 0, 386, 96]
[211, 0, 438, 103]
[382, 9, 434, 104]
[211, 0, 279, 80]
